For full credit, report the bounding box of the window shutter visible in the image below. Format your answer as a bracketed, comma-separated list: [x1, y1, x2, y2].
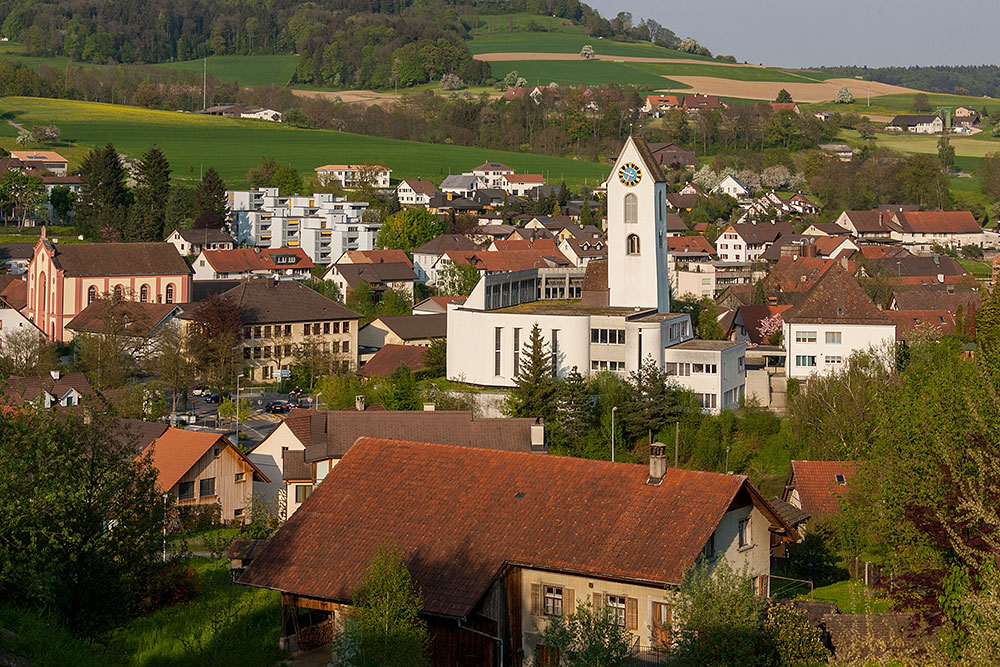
[592, 592, 603, 613]
[564, 588, 575, 616]
[626, 597, 638, 631]
[531, 583, 542, 616]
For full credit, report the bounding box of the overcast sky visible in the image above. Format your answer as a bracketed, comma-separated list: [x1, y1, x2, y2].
[587, 0, 999, 67]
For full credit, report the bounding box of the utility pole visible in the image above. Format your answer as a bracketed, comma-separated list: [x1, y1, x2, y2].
[611, 406, 618, 462]
[202, 57, 207, 110]
[674, 421, 679, 468]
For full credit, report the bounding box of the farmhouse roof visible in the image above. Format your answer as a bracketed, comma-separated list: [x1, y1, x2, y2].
[357, 344, 429, 378]
[214, 279, 360, 324]
[784, 460, 858, 517]
[331, 262, 418, 288]
[398, 179, 440, 196]
[783, 264, 893, 325]
[171, 228, 234, 245]
[890, 211, 981, 235]
[239, 438, 796, 617]
[888, 114, 940, 127]
[0, 243, 35, 261]
[66, 300, 178, 337]
[562, 237, 607, 257]
[839, 210, 894, 234]
[890, 286, 980, 312]
[49, 243, 192, 277]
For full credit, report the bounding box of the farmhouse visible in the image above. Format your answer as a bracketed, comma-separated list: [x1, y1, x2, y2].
[396, 178, 441, 205]
[165, 228, 234, 256]
[647, 142, 697, 169]
[239, 437, 798, 659]
[886, 114, 943, 134]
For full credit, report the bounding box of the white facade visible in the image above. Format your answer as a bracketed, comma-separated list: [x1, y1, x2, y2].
[712, 175, 751, 200]
[472, 163, 515, 189]
[502, 175, 545, 197]
[315, 165, 391, 188]
[240, 108, 282, 122]
[664, 341, 747, 414]
[164, 229, 234, 256]
[228, 189, 375, 266]
[673, 260, 759, 299]
[783, 322, 896, 380]
[396, 180, 437, 206]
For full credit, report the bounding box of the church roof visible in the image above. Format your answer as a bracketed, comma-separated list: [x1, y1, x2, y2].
[631, 136, 667, 183]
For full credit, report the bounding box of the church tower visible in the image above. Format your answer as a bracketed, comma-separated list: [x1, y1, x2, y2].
[606, 136, 671, 313]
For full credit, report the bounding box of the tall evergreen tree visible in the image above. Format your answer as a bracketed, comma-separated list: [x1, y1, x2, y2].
[503, 324, 557, 421]
[74, 143, 128, 240]
[551, 367, 593, 455]
[193, 166, 227, 219]
[126, 145, 171, 241]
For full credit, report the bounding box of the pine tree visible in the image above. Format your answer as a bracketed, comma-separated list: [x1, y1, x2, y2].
[551, 367, 592, 454]
[126, 145, 171, 241]
[557, 179, 569, 206]
[193, 166, 227, 219]
[503, 324, 557, 421]
[75, 143, 128, 240]
[580, 194, 593, 226]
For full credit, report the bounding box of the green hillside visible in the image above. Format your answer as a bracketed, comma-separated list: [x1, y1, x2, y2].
[0, 97, 610, 187]
[489, 60, 687, 89]
[154, 55, 298, 87]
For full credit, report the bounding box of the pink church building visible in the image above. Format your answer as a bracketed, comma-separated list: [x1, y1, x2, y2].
[26, 228, 193, 343]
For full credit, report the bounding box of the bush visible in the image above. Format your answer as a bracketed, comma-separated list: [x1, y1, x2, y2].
[962, 244, 985, 260]
[140, 560, 199, 613]
[785, 526, 844, 587]
[786, 377, 800, 397]
[765, 603, 829, 665]
[177, 504, 223, 532]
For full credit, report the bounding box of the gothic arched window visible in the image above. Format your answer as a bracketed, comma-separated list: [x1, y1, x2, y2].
[627, 234, 641, 255]
[624, 193, 638, 224]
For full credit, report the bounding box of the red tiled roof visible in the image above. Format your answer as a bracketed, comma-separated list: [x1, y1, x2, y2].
[442, 248, 570, 272]
[667, 236, 715, 254]
[891, 211, 981, 235]
[399, 179, 440, 197]
[735, 304, 793, 345]
[141, 428, 269, 491]
[240, 438, 793, 616]
[357, 344, 428, 377]
[783, 263, 893, 325]
[202, 248, 313, 272]
[812, 236, 856, 259]
[786, 460, 857, 517]
[885, 309, 955, 340]
[490, 238, 561, 253]
[768, 256, 840, 293]
[342, 249, 412, 267]
[0, 277, 27, 310]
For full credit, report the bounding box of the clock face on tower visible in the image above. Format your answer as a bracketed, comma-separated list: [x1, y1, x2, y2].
[618, 163, 642, 187]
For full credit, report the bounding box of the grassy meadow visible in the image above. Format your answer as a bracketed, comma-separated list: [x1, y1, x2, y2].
[0, 97, 611, 188]
[155, 55, 299, 88]
[489, 59, 687, 89]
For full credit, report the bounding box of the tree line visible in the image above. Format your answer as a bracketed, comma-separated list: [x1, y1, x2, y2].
[811, 64, 1000, 98]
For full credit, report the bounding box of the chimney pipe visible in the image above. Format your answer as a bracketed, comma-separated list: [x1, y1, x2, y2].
[422, 402, 435, 411]
[355, 395, 365, 411]
[531, 418, 546, 452]
[50, 369, 60, 381]
[648, 442, 667, 485]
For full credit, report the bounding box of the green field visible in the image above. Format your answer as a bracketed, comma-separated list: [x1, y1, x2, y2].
[490, 60, 687, 89]
[0, 97, 611, 187]
[869, 92, 1000, 115]
[155, 55, 299, 87]
[629, 61, 826, 83]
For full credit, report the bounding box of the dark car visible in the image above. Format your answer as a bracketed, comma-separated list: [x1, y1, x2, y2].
[204, 393, 221, 404]
[267, 401, 291, 414]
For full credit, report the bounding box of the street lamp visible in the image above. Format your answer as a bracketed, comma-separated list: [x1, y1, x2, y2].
[611, 406, 618, 463]
[235, 373, 245, 443]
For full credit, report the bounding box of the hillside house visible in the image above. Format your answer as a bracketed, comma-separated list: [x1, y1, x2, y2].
[9, 150, 68, 176]
[239, 437, 799, 659]
[559, 237, 607, 267]
[782, 460, 857, 526]
[323, 262, 418, 302]
[412, 234, 480, 284]
[716, 222, 797, 262]
[314, 164, 391, 188]
[647, 142, 697, 169]
[396, 179, 441, 206]
[166, 228, 234, 256]
[440, 174, 485, 198]
[2, 370, 90, 408]
[471, 162, 516, 189]
[886, 114, 943, 134]
[501, 174, 546, 197]
[711, 174, 753, 201]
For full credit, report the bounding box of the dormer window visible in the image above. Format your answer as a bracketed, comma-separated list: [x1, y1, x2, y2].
[835, 474, 846, 485]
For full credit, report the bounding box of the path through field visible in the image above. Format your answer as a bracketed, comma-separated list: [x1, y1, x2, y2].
[661, 76, 919, 103]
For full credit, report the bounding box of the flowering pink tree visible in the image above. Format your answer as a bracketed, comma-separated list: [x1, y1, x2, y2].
[757, 314, 784, 346]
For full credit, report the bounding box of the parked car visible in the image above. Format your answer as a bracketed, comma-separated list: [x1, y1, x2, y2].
[267, 400, 291, 414]
[191, 387, 208, 396]
[204, 393, 221, 404]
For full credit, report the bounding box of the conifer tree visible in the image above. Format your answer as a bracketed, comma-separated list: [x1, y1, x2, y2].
[503, 324, 557, 421]
[552, 367, 592, 454]
[193, 166, 227, 219]
[75, 143, 128, 240]
[126, 145, 171, 241]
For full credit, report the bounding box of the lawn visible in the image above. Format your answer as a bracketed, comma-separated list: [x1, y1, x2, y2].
[871, 92, 1000, 115]
[809, 578, 891, 614]
[155, 55, 299, 88]
[959, 258, 992, 278]
[0, 97, 611, 188]
[839, 128, 1000, 160]
[0, 558, 285, 667]
[468, 25, 714, 60]
[489, 59, 687, 89]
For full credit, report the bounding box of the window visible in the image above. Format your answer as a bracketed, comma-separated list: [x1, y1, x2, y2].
[178, 481, 194, 500]
[696, 393, 717, 410]
[235, 472, 245, 483]
[295, 485, 312, 503]
[199, 478, 216, 497]
[543, 586, 564, 616]
[590, 328, 626, 345]
[234, 508, 244, 518]
[551, 329, 559, 368]
[264, 325, 272, 337]
[825, 356, 843, 365]
[113, 285, 123, 299]
[302, 323, 310, 336]
[825, 331, 842, 344]
[324, 322, 331, 334]
[624, 193, 637, 223]
[494, 327, 502, 376]
[795, 331, 817, 343]
[835, 473, 847, 485]
[87, 286, 97, 304]
[607, 596, 626, 627]
[627, 234, 641, 255]
[702, 532, 715, 559]
[165, 284, 174, 304]
[139, 285, 149, 302]
[795, 355, 817, 367]
[342, 341, 349, 353]
[343, 322, 349, 333]
[513, 328, 520, 375]
[738, 517, 752, 548]
[285, 325, 292, 336]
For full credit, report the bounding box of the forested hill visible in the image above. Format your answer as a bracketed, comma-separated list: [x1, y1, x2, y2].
[0, 0, 697, 90]
[811, 65, 1000, 98]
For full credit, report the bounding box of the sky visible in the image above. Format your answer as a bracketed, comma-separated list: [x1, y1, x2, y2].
[587, 0, 1000, 68]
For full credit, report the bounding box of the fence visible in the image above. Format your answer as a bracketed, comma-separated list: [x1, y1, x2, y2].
[628, 646, 670, 666]
[769, 574, 814, 600]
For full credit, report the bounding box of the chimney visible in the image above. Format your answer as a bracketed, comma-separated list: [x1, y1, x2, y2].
[49, 369, 60, 381]
[530, 418, 546, 452]
[841, 256, 849, 270]
[647, 442, 667, 485]
[422, 402, 435, 412]
[355, 395, 365, 411]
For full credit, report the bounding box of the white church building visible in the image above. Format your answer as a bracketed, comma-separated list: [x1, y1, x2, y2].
[446, 137, 746, 414]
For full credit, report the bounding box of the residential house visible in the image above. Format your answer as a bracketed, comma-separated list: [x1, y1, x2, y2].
[334, 249, 412, 266]
[0, 275, 41, 340]
[672, 260, 760, 299]
[503, 86, 555, 103]
[801, 223, 852, 237]
[667, 235, 716, 256]
[814, 111, 835, 121]
[647, 142, 697, 169]
[166, 228, 234, 256]
[179, 280, 361, 382]
[395, 179, 441, 206]
[239, 437, 798, 659]
[440, 174, 485, 198]
[886, 210, 984, 250]
[781, 460, 857, 526]
[357, 344, 428, 378]
[783, 264, 896, 380]
[664, 213, 689, 236]
[246, 409, 545, 517]
[413, 295, 466, 315]
[323, 262, 418, 302]
[664, 340, 748, 413]
[864, 254, 970, 286]
[140, 428, 270, 524]
[66, 300, 180, 360]
[2, 370, 91, 408]
[818, 144, 854, 162]
[433, 247, 572, 279]
[40, 176, 84, 222]
[358, 313, 446, 349]
[954, 106, 978, 118]
[192, 248, 314, 281]
[833, 210, 895, 239]
[952, 116, 980, 134]
[198, 104, 250, 117]
[711, 174, 753, 200]
[716, 222, 797, 262]
[241, 108, 282, 122]
[25, 229, 193, 343]
[885, 309, 955, 340]
[0, 243, 34, 274]
[9, 150, 68, 176]
[889, 285, 980, 314]
[559, 237, 607, 267]
[765, 256, 842, 295]
[682, 93, 724, 112]
[886, 114, 943, 134]
[314, 165, 391, 189]
[738, 192, 821, 222]
[502, 174, 546, 197]
[412, 234, 479, 284]
[641, 94, 681, 115]
[471, 162, 515, 189]
[768, 102, 800, 114]
[729, 304, 793, 346]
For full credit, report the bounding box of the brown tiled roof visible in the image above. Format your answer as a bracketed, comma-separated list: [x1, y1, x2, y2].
[66, 300, 178, 337]
[172, 228, 234, 244]
[399, 179, 441, 197]
[239, 437, 794, 616]
[331, 262, 418, 288]
[562, 237, 607, 257]
[667, 236, 714, 254]
[729, 221, 796, 245]
[141, 428, 269, 491]
[785, 460, 857, 517]
[217, 280, 360, 324]
[224, 538, 269, 561]
[665, 193, 700, 209]
[888, 114, 940, 127]
[891, 287, 980, 312]
[840, 210, 893, 234]
[811, 236, 856, 258]
[342, 249, 412, 267]
[3, 372, 91, 404]
[491, 238, 562, 253]
[51, 242, 192, 277]
[891, 211, 981, 235]
[0, 243, 35, 261]
[357, 344, 428, 377]
[768, 256, 839, 293]
[768, 496, 810, 526]
[413, 296, 466, 313]
[783, 264, 892, 325]
[582, 258, 608, 291]
[114, 418, 170, 455]
[857, 245, 910, 260]
[282, 448, 313, 481]
[631, 136, 667, 183]
[734, 304, 792, 344]
[0, 276, 27, 310]
[866, 255, 968, 280]
[885, 309, 955, 340]
[367, 314, 446, 341]
[443, 249, 570, 272]
[412, 234, 479, 255]
[202, 248, 313, 273]
[665, 213, 689, 233]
